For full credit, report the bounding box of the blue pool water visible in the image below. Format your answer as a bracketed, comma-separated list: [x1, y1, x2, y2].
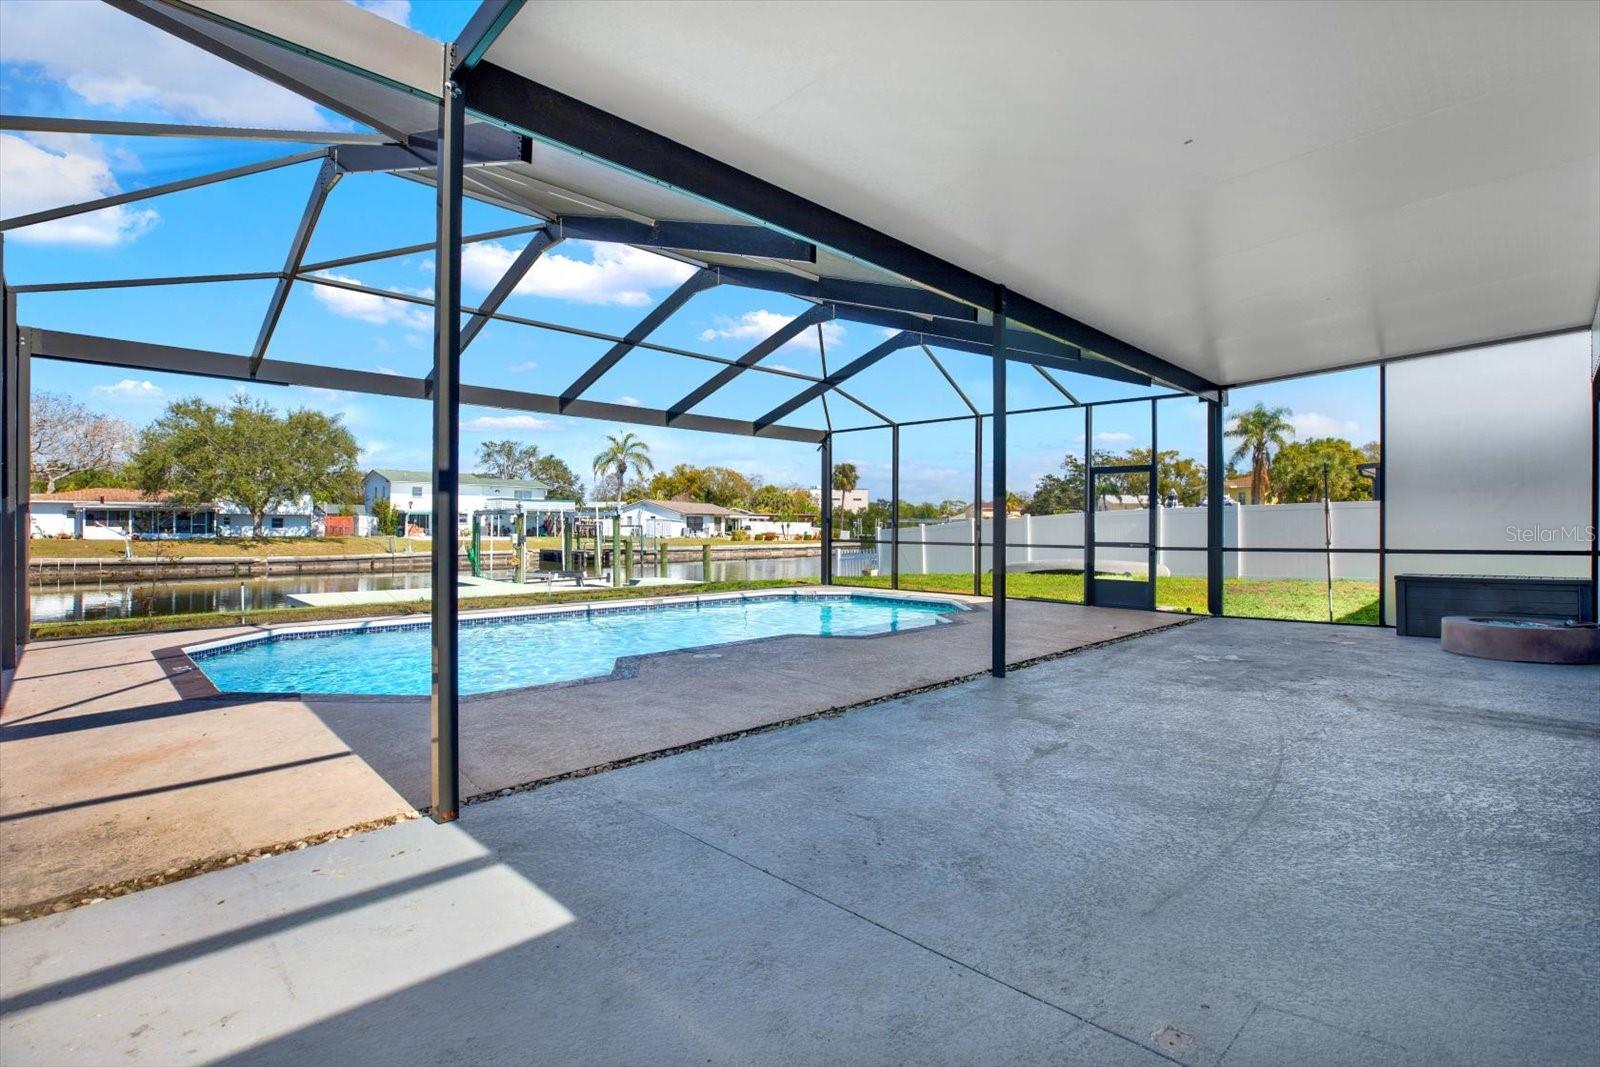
[191, 594, 958, 696]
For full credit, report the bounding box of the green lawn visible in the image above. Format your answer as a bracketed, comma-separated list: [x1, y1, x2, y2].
[839, 570, 1379, 624]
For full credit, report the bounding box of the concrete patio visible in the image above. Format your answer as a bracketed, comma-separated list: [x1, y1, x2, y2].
[2, 617, 1594, 1066]
[0, 591, 1180, 915]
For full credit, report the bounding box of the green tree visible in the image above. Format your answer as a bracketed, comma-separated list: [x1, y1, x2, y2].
[832, 462, 859, 492]
[644, 464, 756, 508]
[529, 454, 585, 504]
[476, 439, 542, 479]
[1124, 448, 1208, 507]
[592, 431, 653, 500]
[1226, 403, 1294, 504]
[1271, 437, 1374, 503]
[750, 483, 816, 521]
[131, 396, 359, 536]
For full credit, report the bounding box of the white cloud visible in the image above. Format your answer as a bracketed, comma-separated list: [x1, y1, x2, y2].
[1095, 431, 1134, 444]
[0, 134, 158, 246]
[698, 309, 844, 351]
[350, 0, 411, 27]
[509, 360, 538, 373]
[0, 1, 333, 128]
[308, 274, 431, 329]
[92, 378, 163, 400]
[462, 241, 696, 306]
[464, 414, 555, 431]
[615, 396, 643, 407]
[1288, 412, 1362, 441]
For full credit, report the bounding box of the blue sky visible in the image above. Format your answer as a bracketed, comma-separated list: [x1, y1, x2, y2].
[0, 0, 1380, 504]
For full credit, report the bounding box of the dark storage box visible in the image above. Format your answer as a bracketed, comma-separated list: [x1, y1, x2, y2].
[1393, 574, 1596, 638]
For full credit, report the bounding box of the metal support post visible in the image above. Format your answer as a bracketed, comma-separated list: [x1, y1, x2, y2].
[1084, 404, 1096, 606]
[890, 424, 900, 590]
[991, 288, 1008, 676]
[972, 415, 983, 596]
[429, 75, 465, 824]
[820, 435, 834, 584]
[1206, 397, 1224, 616]
[611, 516, 621, 587]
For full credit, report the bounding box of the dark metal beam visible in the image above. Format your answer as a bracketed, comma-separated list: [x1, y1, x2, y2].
[554, 217, 814, 262]
[7, 283, 28, 667]
[1, 237, 17, 671]
[453, 0, 525, 74]
[754, 332, 919, 430]
[717, 266, 973, 322]
[457, 60, 1217, 394]
[1032, 364, 1080, 404]
[293, 274, 826, 387]
[991, 288, 1008, 676]
[920, 344, 979, 416]
[820, 435, 834, 584]
[818, 302, 1150, 386]
[105, 0, 412, 141]
[250, 155, 340, 375]
[0, 149, 327, 233]
[559, 268, 718, 410]
[461, 229, 561, 351]
[0, 114, 390, 145]
[1004, 292, 1217, 397]
[834, 387, 894, 427]
[972, 413, 983, 596]
[890, 425, 900, 590]
[23, 328, 826, 444]
[666, 303, 832, 422]
[431, 80, 466, 824]
[332, 125, 527, 173]
[1207, 396, 1225, 616]
[13, 272, 282, 294]
[815, 320, 833, 432]
[299, 224, 543, 273]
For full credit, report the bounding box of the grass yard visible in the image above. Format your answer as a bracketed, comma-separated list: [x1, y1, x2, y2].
[29, 579, 818, 641]
[840, 570, 1380, 624]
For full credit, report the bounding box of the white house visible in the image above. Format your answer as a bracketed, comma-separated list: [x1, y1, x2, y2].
[808, 487, 870, 513]
[29, 488, 320, 539]
[363, 469, 577, 536]
[617, 499, 735, 538]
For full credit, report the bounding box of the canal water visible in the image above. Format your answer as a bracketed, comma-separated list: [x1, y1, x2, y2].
[31, 555, 826, 623]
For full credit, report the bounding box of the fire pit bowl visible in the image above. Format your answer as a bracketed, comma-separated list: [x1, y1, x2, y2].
[1440, 616, 1600, 665]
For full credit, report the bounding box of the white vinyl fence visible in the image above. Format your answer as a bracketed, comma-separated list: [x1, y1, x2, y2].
[876, 502, 1383, 581]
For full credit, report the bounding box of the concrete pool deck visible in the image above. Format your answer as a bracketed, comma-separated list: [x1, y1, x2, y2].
[0, 589, 1179, 915]
[2, 617, 1594, 1066]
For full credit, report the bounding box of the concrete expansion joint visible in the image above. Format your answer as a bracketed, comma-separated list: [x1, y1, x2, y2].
[0, 809, 424, 926]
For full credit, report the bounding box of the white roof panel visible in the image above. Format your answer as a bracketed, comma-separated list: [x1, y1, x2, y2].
[486, 0, 1600, 385]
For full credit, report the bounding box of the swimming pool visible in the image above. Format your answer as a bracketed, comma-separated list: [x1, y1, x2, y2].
[187, 592, 961, 696]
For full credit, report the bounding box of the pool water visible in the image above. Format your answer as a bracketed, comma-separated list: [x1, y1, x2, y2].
[191, 594, 958, 696]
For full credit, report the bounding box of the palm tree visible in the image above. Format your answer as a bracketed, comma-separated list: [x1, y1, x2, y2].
[592, 431, 653, 500]
[832, 462, 859, 492]
[1226, 404, 1294, 504]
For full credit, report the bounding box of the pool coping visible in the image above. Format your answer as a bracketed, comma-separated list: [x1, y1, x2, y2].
[166, 587, 977, 702]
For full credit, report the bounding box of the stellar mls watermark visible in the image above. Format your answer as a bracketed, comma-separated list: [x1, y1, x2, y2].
[1504, 524, 1596, 544]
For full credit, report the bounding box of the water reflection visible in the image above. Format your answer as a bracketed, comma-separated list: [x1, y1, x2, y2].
[32, 555, 825, 622]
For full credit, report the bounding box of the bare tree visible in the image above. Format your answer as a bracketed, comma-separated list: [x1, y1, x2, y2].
[30, 392, 133, 493]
